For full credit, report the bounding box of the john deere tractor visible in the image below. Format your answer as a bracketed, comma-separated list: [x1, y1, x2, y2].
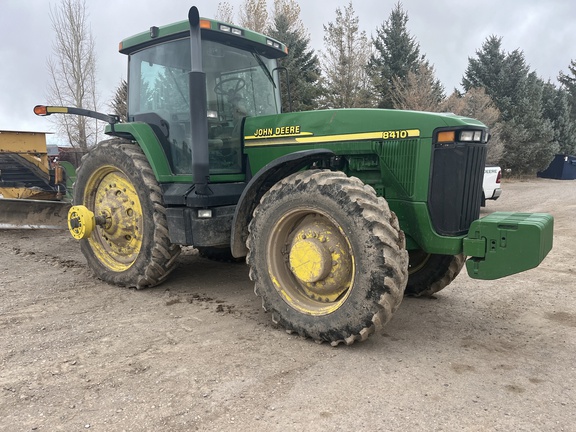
[34, 7, 553, 346]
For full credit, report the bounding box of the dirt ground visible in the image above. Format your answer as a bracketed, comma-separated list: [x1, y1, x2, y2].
[1, 177, 575, 432]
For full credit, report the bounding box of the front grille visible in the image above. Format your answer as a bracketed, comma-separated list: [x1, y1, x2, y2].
[428, 142, 487, 236]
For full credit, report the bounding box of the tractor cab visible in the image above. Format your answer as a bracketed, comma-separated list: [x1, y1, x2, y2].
[122, 20, 285, 176]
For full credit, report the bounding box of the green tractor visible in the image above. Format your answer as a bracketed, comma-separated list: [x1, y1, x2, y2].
[34, 7, 553, 346]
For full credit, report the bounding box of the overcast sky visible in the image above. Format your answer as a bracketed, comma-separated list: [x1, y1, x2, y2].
[1, 0, 574, 144]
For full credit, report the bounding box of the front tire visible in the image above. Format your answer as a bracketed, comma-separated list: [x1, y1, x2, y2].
[247, 170, 408, 346]
[404, 251, 465, 297]
[74, 139, 180, 288]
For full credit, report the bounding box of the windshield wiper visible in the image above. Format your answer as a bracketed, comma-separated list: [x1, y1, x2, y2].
[251, 50, 276, 89]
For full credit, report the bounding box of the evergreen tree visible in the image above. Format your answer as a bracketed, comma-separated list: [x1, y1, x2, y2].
[462, 36, 530, 121]
[268, 0, 321, 112]
[462, 36, 507, 110]
[558, 60, 576, 120]
[320, 2, 373, 109]
[463, 36, 556, 173]
[109, 79, 127, 123]
[505, 72, 557, 173]
[367, 2, 423, 109]
[541, 81, 576, 155]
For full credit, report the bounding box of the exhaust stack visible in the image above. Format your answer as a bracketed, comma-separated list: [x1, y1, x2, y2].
[188, 6, 211, 196]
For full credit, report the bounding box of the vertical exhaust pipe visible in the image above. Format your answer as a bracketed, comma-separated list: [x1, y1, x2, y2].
[188, 6, 210, 195]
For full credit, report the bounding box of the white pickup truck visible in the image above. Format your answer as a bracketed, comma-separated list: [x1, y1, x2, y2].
[482, 165, 502, 206]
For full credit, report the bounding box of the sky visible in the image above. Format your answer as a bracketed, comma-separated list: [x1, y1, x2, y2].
[1, 0, 574, 144]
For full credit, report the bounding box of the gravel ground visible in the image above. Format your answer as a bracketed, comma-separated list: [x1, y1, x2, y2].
[0, 177, 574, 431]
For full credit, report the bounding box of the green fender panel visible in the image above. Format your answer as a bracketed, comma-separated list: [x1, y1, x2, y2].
[106, 122, 173, 181]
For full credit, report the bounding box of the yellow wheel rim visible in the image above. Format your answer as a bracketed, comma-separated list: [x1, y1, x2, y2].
[83, 166, 143, 272]
[267, 209, 355, 316]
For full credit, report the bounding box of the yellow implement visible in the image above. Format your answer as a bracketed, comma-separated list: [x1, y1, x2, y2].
[0, 198, 71, 229]
[0, 130, 72, 229]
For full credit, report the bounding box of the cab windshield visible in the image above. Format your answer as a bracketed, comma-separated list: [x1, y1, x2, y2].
[127, 37, 281, 174]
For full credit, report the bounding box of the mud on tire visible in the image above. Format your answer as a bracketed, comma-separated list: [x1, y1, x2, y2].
[247, 169, 408, 346]
[404, 252, 465, 297]
[74, 138, 180, 288]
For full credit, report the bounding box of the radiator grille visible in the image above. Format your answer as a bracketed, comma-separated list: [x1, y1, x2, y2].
[428, 142, 487, 236]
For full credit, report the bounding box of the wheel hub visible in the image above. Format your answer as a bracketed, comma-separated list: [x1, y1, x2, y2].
[95, 177, 141, 259]
[287, 218, 352, 302]
[97, 184, 140, 250]
[289, 238, 331, 283]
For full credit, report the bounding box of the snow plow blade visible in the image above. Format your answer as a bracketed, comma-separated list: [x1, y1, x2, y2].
[0, 198, 71, 229]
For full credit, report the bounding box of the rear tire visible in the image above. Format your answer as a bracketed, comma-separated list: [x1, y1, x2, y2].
[404, 251, 465, 297]
[247, 170, 408, 345]
[74, 139, 180, 288]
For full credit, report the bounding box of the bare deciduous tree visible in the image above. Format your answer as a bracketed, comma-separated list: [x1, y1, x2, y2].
[271, 0, 306, 38]
[216, 2, 235, 24]
[441, 87, 504, 164]
[238, 0, 269, 33]
[391, 62, 444, 111]
[47, 0, 99, 151]
[320, 2, 373, 109]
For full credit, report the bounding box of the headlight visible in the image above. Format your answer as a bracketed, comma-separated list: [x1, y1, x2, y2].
[459, 130, 483, 142]
[198, 209, 213, 219]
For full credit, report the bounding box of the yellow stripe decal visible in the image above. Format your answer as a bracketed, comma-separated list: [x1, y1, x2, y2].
[245, 129, 420, 147]
[245, 131, 314, 140]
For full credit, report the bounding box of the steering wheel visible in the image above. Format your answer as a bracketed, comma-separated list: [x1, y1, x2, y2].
[214, 77, 246, 97]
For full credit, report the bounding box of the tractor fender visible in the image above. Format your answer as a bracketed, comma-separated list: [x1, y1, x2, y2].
[230, 149, 335, 258]
[105, 122, 174, 182]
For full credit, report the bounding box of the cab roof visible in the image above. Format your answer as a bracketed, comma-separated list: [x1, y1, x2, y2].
[119, 16, 288, 59]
